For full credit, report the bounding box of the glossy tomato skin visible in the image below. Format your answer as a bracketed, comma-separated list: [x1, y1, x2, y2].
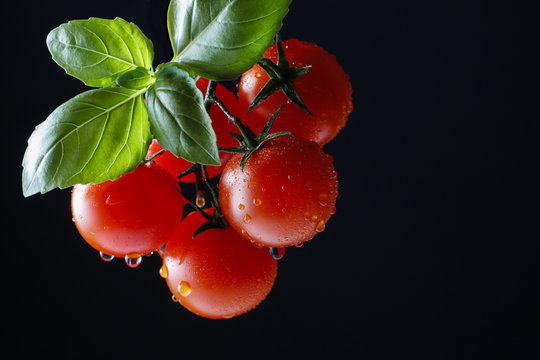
[146, 78, 240, 182]
[71, 162, 185, 258]
[219, 135, 338, 248]
[238, 39, 353, 146]
[163, 210, 277, 319]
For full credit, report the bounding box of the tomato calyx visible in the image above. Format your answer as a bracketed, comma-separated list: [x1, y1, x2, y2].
[201, 78, 293, 172]
[219, 105, 293, 171]
[249, 35, 313, 116]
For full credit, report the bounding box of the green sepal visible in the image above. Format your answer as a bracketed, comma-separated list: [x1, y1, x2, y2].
[248, 36, 313, 115]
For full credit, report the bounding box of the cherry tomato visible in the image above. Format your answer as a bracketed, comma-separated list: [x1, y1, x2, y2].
[146, 78, 240, 182]
[71, 162, 185, 258]
[163, 210, 277, 319]
[219, 135, 338, 248]
[238, 39, 353, 146]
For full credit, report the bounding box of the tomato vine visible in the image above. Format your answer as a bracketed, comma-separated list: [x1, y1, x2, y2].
[22, 0, 353, 319]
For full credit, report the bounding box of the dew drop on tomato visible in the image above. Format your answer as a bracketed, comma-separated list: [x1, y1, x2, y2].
[159, 264, 168, 278]
[125, 255, 142, 268]
[269, 247, 285, 260]
[177, 281, 192, 297]
[99, 252, 114, 261]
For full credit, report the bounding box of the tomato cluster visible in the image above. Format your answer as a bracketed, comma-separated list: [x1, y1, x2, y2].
[71, 39, 352, 319]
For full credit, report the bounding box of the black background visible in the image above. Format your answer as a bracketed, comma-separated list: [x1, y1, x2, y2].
[5, 0, 538, 358]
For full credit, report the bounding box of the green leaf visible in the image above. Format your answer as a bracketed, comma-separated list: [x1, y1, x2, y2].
[146, 65, 220, 166]
[116, 67, 156, 89]
[22, 87, 152, 197]
[168, 0, 291, 81]
[47, 17, 154, 87]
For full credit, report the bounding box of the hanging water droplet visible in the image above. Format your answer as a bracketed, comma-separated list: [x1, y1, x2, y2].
[331, 206, 337, 215]
[177, 281, 192, 297]
[125, 254, 142, 268]
[253, 198, 262, 206]
[159, 264, 168, 278]
[269, 247, 285, 260]
[171, 294, 178, 302]
[315, 220, 326, 232]
[71, 217, 75, 222]
[196, 191, 205, 208]
[99, 252, 114, 262]
[295, 242, 304, 248]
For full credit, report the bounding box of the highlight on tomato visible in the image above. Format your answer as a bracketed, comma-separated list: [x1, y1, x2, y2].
[162, 210, 277, 319]
[71, 162, 185, 260]
[219, 134, 338, 248]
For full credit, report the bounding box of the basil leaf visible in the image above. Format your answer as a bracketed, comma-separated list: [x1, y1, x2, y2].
[146, 65, 220, 166]
[47, 17, 154, 87]
[22, 87, 152, 197]
[168, 0, 291, 81]
[116, 67, 156, 89]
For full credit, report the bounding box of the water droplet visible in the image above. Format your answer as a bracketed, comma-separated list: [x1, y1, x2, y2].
[238, 203, 245, 210]
[319, 193, 329, 206]
[311, 215, 319, 222]
[261, 187, 266, 192]
[223, 314, 235, 319]
[269, 247, 285, 260]
[159, 264, 168, 278]
[287, 174, 293, 180]
[295, 242, 304, 248]
[99, 252, 114, 261]
[244, 214, 252, 223]
[171, 294, 178, 302]
[316, 220, 326, 232]
[71, 217, 75, 222]
[255, 72, 262, 78]
[253, 198, 262, 206]
[177, 281, 192, 297]
[196, 191, 205, 208]
[125, 254, 142, 268]
[331, 206, 337, 215]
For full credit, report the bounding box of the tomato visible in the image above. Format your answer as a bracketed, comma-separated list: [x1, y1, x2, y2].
[71, 162, 185, 258]
[238, 39, 353, 146]
[162, 210, 277, 319]
[219, 135, 338, 248]
[146, 78, 240, 182]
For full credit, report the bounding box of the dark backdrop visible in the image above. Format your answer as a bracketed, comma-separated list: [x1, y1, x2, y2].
[5, 0, 538, 358]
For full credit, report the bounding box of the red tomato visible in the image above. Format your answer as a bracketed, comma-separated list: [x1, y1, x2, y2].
[146, 78, 240, 182]
[162, 210, 277, 319]
[219, 135, 338, 248]
[238, 39, 353, 146]
[71, 162, 185, 258]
